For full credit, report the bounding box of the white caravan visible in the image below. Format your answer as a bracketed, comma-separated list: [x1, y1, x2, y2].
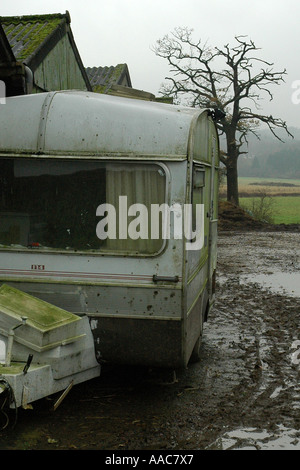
[0, 91, 220, 368]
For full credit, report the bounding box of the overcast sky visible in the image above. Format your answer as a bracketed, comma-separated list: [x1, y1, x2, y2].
[1, 0, 300, 129]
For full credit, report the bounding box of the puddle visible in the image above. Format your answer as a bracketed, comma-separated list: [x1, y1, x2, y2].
[270, 386, 283, 399]
[240, 272, 300, 297]
[208, 425, 300, 450]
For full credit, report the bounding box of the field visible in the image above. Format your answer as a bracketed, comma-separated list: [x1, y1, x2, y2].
[220, 177, 300, 224]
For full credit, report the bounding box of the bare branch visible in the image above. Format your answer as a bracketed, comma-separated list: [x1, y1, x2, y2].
[153, 29, 293, 204]
[240, 111, 293, 141]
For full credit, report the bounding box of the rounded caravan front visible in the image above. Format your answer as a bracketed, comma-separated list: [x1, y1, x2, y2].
[0, 91, 219, 368]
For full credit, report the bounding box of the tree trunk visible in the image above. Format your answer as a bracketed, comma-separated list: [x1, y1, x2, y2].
[226, 130, 239, 205]
[226, 159, 239, 205]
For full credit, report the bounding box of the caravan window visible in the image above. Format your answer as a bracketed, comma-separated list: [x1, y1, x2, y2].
[0, 158, 166, 255]
[192, 166, 205, 232]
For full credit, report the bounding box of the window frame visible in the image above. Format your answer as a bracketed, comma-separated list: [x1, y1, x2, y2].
[0, 157, 170, 257]
[191, 164, 206, 233]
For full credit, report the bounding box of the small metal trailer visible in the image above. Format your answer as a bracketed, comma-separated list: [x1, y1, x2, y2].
[0, 91, 220, 373]
[0, 283, 100, 428]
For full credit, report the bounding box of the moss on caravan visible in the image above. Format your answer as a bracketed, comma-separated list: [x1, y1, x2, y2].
[0, 91, 220, 368]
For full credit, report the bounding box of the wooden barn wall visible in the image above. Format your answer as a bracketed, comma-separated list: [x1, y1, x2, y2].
[33, 34, 88, 92]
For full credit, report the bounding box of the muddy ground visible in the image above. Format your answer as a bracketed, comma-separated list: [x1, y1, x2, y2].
[0, 228, 300, 451]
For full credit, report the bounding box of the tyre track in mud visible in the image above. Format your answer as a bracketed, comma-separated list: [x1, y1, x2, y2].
[208, 231, 300, 449]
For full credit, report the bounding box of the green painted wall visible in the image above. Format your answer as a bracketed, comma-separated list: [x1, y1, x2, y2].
[33, 34, 88, 92]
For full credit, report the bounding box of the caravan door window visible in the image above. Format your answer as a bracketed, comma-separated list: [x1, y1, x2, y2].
[192, 166, 205, 232]
[0, 158, 166, 255]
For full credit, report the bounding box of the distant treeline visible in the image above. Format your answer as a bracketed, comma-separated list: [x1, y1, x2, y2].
[231, 127, 300, 179]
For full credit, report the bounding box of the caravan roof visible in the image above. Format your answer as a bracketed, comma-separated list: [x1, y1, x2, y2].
[0, 91, 209, 159]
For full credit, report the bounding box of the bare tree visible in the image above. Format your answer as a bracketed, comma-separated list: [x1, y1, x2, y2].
[154, 28, 293, 205]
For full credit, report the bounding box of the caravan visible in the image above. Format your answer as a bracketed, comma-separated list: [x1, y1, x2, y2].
[0, 91, 220, 368]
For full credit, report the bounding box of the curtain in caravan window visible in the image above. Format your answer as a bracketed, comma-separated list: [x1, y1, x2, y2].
[105, 164, 166, 254]
[0, 158, 166, 255]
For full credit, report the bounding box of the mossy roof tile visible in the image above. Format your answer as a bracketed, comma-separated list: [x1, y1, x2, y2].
[86, 64, 131, 93]
[0, 13, 66, 63]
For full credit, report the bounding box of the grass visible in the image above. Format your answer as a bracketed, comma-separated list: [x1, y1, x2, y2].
[220, 177, 300, 224]
[238, 176, 300, 185]
[240, 196, 300, 224]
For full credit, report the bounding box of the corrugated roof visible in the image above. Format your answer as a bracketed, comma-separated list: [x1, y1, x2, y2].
[86, 64, 132, 93]
[0, 13, 67, 64]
